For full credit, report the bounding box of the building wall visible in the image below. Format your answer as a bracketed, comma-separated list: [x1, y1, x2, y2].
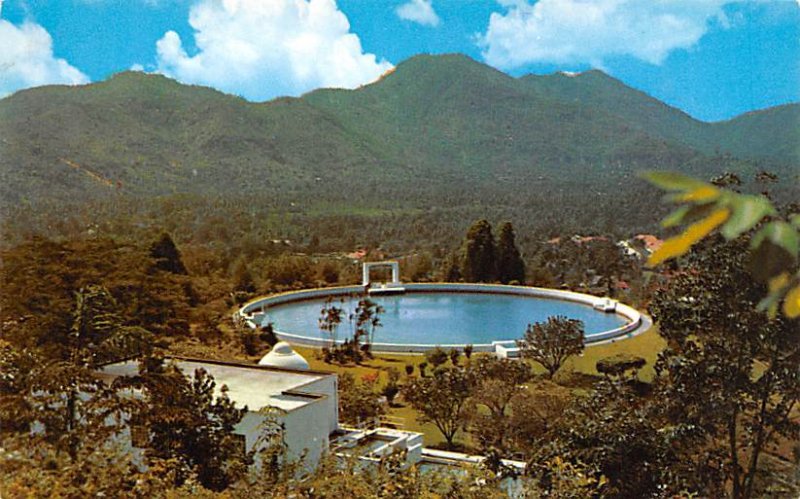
[281, 400, 333, 466]
[290, 376, 339, 434]
[235, 376, 339, 469]
[236, 400, 332, 470]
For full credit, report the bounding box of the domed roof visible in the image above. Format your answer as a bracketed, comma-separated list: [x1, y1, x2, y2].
[258, 341, 309, 370]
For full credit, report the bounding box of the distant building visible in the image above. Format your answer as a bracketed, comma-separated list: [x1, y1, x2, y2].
[570, 235, 609, 245]
[347, 248, 369, 260]
[616, 234, 664, 260]
[634, 234, 664, 253]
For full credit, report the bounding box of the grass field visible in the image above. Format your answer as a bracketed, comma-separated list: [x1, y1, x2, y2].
[295, 326, 667, 447]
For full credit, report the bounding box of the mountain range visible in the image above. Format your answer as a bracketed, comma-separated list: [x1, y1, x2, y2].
[1, 54, 797, 229]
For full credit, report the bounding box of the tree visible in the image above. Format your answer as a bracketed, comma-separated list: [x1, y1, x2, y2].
[115, 359, 251, 491]
[60, 285, 151, 458]
[1, 287, 150, 459]
[535, 378, 693, 498]
[468, 356, 532, 453]
[231, 257, 256, 294]
[518, 316, 584, 379]
[69, 285, 152, 368]
[642, 171, 799, 318]
[506, 381, 571, 455]
[263, 255, 314, 287]
[320, 295, 383, 364]
[402, 367, 475, 449]
[284, 452, 509, 499]
[463, 344, 473, 359]
[0, 431, 179, 498]
[441, 252, 462, 282]
[318, 260, 339, 284]
[0, 342, 127, 460]
[496, 221, 525, 284]
[355, 297, 384, 347]
[382, 368, 401, 406]
[0, 237, 189, 355]
[462, 219, 497, 282]
[470, 356, 531, 420]
[650, 238, 800, 499]
[0, 341, 38, 434]
[425, 346, 449, 369]
[318, 297, 343, 348]
[449, 348, 460, 366]
[150, 232, 188, 275]
[338, 372, 385, 425]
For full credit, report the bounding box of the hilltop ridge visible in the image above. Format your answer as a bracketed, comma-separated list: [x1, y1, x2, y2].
[0, 54, 796, 227]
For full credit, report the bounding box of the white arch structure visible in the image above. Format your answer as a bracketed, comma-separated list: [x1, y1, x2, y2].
[362, 261, 401, 286]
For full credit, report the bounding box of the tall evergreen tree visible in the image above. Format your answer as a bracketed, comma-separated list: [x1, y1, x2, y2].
[440, 252, 462, 282]
[150, 232, 187, 275]
[70, 285, 152, 368]
[461, 219, 496, 283]
[496, 222, 525, 284]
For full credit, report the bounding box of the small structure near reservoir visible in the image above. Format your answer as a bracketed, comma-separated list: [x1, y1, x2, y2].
[258, 341, 310, 370]
[362, 261, 405, 295]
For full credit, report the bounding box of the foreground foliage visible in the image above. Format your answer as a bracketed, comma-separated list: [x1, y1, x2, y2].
[650, 238, 799, 499]
[643, 171, 800, 317]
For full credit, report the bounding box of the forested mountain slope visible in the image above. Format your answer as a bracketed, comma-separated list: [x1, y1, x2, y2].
[0, 54, 796, 243]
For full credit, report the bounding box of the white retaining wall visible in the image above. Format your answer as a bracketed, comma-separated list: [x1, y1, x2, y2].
[237, 283, 648, 354]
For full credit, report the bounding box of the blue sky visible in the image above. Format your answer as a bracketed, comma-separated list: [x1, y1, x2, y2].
[1, 0, 798, 121]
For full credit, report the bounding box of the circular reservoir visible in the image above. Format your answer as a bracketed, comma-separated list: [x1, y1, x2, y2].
[240, 284, 647, 353]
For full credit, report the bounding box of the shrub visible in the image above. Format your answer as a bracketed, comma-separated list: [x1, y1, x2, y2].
[449, 348, 460, 366]
[464, 344, 474, 359]
[242, 329, 261, 356]
[425, 347, 448, 368]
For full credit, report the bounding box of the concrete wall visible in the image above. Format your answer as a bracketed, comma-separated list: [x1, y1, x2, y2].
[240, 376, 339, 468]
[237, 401, 331, 471]
[290, 376, 339, 435]
[281, 399, 333, 467]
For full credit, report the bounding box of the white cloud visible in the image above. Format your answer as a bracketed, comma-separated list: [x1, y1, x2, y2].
[396, 0, 440, 27]
[0, 19, 89, 98]
[479, 0, 730, 69]
[153, 0, 393, 101]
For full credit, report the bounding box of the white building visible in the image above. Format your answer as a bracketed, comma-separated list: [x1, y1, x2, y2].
[97, 347, 425, 470]
[98, 355, 339, 466]
[96, 347, 533, 494]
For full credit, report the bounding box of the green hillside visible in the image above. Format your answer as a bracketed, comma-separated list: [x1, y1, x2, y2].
[708, 103, 800, 164]
[519, 70, 708, 146]
[0, 54, 796, 244]
[519, 68, 800, 166]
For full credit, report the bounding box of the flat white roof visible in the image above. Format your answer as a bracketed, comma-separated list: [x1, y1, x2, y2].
[98, 358, 333, 412]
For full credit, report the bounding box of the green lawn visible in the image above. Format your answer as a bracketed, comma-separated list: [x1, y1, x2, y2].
[295, 326, 667, 447]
